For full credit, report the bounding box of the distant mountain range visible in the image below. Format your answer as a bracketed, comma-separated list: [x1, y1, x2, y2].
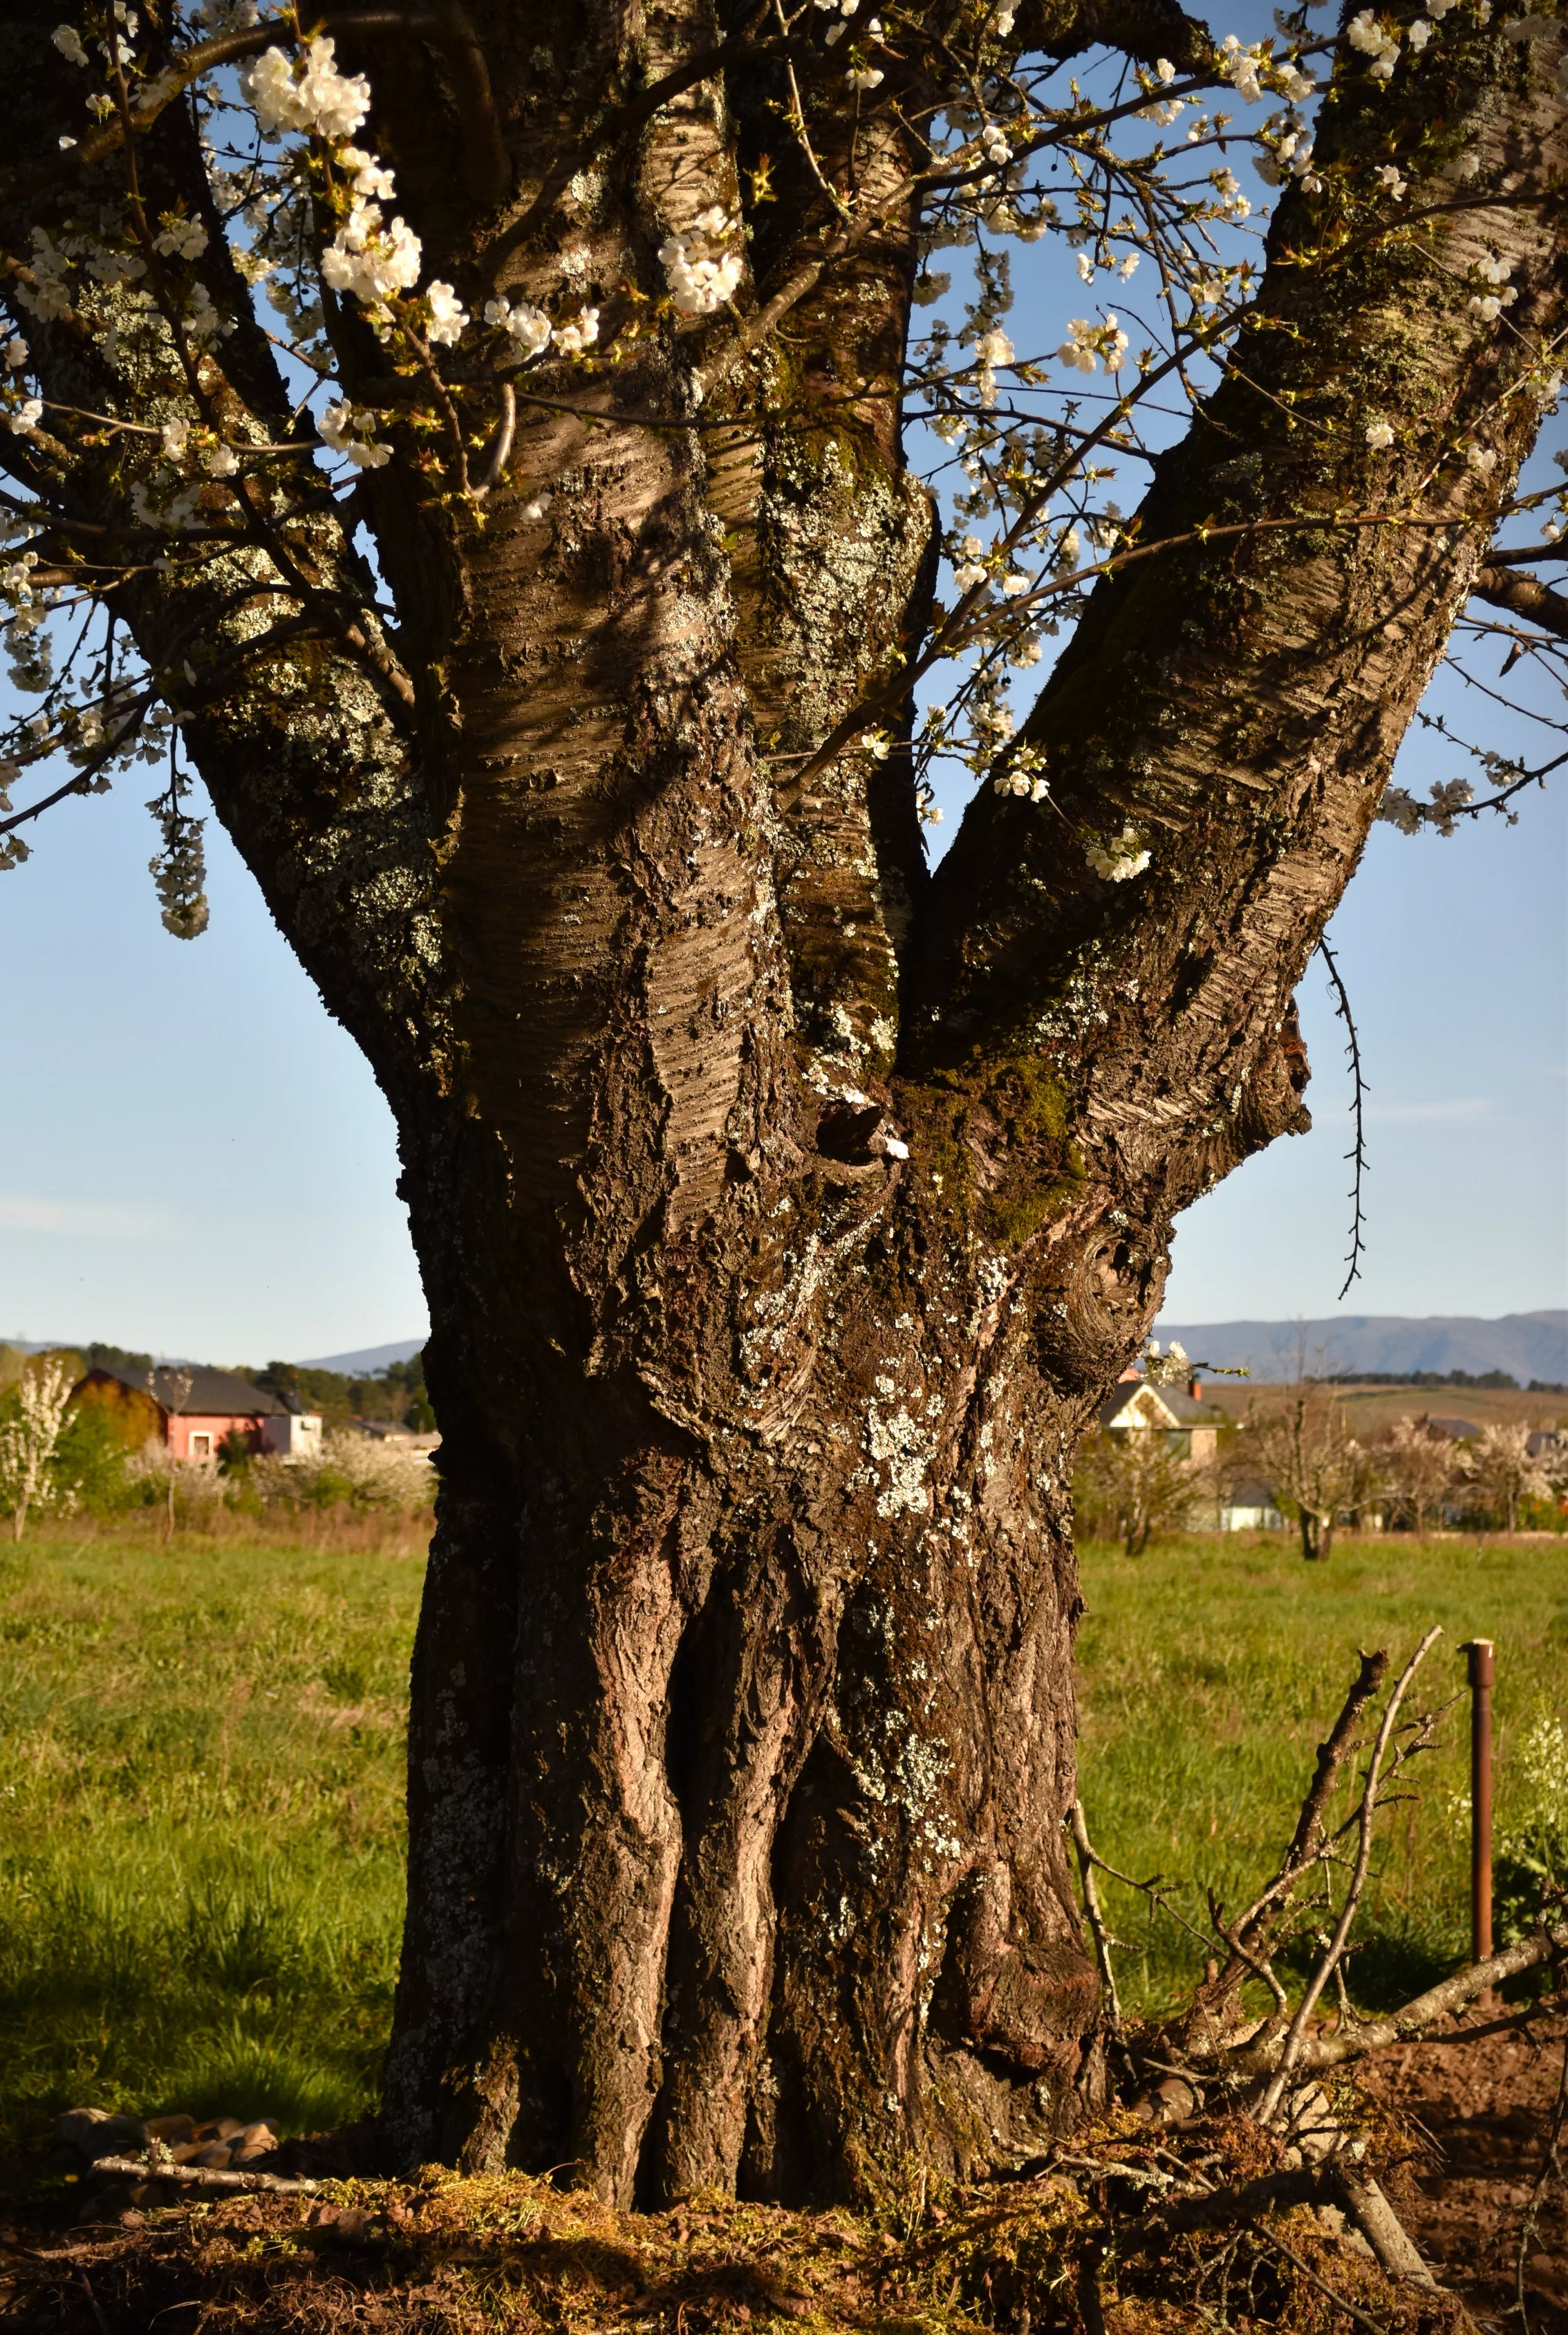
[18, 1315, 1565, 1387]
[299, 1337, 426, 1374]
[312, 1314, 1568, 1387]
[1151, 1311, 1568, 1386]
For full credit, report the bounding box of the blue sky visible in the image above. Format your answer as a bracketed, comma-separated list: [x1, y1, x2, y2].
[1, 22, 1563, 1363]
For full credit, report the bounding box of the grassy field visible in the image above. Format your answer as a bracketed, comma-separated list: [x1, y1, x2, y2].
[2, 1519, 1563, 2152]
[1076, 1529, 1568, 2015]
[0, 1520, 421, 2152]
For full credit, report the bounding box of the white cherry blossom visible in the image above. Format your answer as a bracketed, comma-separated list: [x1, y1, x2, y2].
[485, 295, 552, 356]
[1085, 825, 1151, 880]
[555, 307, 599, 354]
[425, 281, 469, 346]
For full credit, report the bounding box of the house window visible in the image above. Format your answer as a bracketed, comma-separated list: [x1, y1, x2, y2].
[189, 1431, 212, 1459]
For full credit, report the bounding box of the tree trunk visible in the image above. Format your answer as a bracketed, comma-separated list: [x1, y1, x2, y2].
[386, 1146, 1101, 2205]
[6, 0, 1568, 2216]
[1299, 1509, 1333, 1563]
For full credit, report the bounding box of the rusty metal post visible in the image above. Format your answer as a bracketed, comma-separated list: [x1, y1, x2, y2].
[1462, 1639, 1494, 1966]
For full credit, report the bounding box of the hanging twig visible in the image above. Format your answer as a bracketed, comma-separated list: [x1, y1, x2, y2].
[1318, 935, 1369, 1300]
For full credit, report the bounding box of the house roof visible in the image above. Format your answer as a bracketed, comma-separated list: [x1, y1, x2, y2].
[1222, 1479, 1280, 1508]
[81, 1365, 287, 1417]
[1099, 1379, 1213, 1430]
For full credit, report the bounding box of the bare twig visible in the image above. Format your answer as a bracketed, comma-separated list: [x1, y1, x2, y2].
[1256, 1629, 1444, 2124]
[1253, 2224, 1393, 2335]
[1069, 1799, 1123, 2034]
[1197, 1651, 1389, 2028]
[74, 2273, 110, 2335]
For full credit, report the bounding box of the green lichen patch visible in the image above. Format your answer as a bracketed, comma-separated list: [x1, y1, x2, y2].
[902, 1054, 1086, 1251]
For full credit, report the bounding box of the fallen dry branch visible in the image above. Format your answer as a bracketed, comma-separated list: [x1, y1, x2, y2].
[1218, 1921, 1568, 2083]
[1338, 2169, 1439, 2291]
[89, 2152, 319, 2196]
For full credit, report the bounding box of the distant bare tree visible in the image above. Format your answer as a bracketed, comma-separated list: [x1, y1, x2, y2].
[1074, 1426, 1198, 1557]
[0, 1354, 74, 1542]
[148, 1365, 194, 1542]
[1238, 1385, 1376, 1563]
[1459, 1422, 1553, 1535]
[1373, 1416, 1462, 1536]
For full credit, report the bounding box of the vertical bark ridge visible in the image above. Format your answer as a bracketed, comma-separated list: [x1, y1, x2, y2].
[707, 84, 937, 1084]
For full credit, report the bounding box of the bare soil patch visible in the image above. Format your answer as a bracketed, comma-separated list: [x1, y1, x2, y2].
[1360, 2012, 1568, 2329]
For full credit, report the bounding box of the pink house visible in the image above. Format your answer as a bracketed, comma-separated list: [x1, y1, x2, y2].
[71, 1366, 322, 1463]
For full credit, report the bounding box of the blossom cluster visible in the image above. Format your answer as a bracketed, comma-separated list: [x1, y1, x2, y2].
[1346, 0, 1480, 84]
[320, 201, 421, 307]
[484, 294, 553, 357]
[1057, 315, 1129, 374]
[658, 211, 744, 317]
[240, 38, 369, 142]
[1084, 826, 1152, 881]
[1469, 255, 1517, 321]
[319, 402, 391, 470]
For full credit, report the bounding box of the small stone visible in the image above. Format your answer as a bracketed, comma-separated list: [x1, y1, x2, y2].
[214, 2118, 246, 2141]
[191, 2144, 233, 2169]
[141, 2115, 196, 2147]
[241, 2120, 280, 2146]
[53, 2110, 144, 2160]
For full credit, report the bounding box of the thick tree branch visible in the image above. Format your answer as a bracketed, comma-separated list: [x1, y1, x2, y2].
[905, 21, 1568, 1322]
[1474, 562, 1568, 637]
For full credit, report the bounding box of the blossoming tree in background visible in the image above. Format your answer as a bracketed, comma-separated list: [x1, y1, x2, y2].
[0, 1353, 74, 1541]
[1, 0, 1565, 2200]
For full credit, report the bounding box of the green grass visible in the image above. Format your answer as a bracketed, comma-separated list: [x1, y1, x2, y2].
[1076, 1530, 1568, 2017]
[3, 1521, 1562, 2154]
[0, 1520, 423, 2150]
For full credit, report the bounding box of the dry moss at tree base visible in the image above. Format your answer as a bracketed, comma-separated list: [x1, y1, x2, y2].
[3, 2113, 1469, 2335]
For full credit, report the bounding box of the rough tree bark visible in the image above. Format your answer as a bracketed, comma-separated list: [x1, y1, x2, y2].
[3, 0, 1564, 2211]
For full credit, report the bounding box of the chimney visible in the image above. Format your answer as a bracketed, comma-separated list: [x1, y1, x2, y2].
[1188, 1375, 1202, 1400]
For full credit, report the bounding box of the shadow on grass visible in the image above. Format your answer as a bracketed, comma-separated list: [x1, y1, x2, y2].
[0, 1858, 398, 2143]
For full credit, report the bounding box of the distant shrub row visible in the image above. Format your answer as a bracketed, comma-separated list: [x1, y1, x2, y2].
[2, 1390, 436, 1528]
